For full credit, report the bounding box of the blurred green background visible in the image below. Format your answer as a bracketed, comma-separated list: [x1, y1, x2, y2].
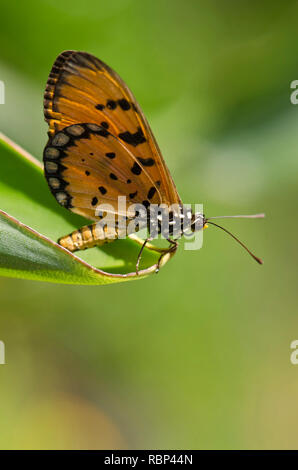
[0, 0, 297, 449]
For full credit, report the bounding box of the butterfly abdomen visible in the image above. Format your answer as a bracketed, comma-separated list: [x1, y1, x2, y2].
[58, 223, 118, 252]
[58, 218, 143, 253]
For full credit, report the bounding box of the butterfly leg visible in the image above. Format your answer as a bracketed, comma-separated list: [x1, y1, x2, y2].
[135, 237, 153, 275]
[156, 239, 179, 273]
[58, 222, 121, 252]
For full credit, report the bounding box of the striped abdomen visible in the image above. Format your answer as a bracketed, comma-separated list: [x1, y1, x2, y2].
[58, 222, 126, 252]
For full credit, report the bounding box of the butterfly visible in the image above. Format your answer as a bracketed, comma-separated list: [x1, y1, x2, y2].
[43, 50, 264, 273]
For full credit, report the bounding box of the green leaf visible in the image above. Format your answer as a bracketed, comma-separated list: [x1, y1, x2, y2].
[0, 133, 175, 284]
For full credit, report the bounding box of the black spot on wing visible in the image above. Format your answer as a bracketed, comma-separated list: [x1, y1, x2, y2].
[105, 152, 115, 159]
[131, 162, 142, 175]
[118, 127, 146, 147]
[107, 99, 117, 110]
[98, 128, 109, 137]
[137, 157, 155, 166]
[129, 191, 138, 199]
[118, 98, 131, 110]
[98, 186, 107, 195]
[147, 187, 156, 200]
[95, 104, 105, 111]
[109, 173, 118, 180]
[91, 197, 98, 206]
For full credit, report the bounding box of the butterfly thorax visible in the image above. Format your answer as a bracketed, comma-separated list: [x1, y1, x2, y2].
[144, 205, 205, 239]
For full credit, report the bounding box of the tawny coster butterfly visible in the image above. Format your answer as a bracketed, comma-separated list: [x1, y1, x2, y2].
[43, 50, 264, 273]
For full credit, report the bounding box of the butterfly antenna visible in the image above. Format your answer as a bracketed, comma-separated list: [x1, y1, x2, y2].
[206, 220, 263, 265]
[207, 213, 265, 220]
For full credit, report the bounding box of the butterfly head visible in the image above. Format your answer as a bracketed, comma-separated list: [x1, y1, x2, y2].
[190, 212, 208, 232]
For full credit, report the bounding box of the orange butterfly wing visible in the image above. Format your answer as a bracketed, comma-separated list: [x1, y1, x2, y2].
[43, 50, 181, 219]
